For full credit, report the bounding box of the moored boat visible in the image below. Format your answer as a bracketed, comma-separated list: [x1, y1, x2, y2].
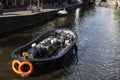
[57, 8, 68, 16]
[11, 28, 77, 76]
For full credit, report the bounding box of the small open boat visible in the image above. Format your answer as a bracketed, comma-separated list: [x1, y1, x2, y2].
[11, 28, 77, 76]
[57, 8, 68, 16]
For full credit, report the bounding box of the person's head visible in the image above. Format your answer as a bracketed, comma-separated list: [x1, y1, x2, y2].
[31, 43, 36, 48]
[67, 33, 70, 37]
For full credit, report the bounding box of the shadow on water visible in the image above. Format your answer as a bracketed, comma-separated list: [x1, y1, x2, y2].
[31, 49, 78, 77]
[0, 16, 59, 39]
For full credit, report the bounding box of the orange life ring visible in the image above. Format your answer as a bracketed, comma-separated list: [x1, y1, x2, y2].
[18, 61, 33, 76]
[12, 60, 21, 74]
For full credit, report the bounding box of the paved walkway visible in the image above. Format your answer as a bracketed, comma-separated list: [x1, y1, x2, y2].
[3, 9, 58, 16]
[0, 4, 79, 17]
[1, 8, 59, 17]
[0, 6, 67, 17]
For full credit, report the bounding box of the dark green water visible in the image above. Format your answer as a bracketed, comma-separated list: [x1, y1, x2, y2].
[1, 7, 120, 80]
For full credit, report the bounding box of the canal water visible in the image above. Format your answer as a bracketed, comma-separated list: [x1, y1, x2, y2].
[1, 6, 120, 80]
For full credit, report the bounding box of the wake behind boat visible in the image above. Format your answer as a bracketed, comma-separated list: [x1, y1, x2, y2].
[11, 28, 77, 76]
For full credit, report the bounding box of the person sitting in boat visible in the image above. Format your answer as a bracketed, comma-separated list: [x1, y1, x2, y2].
[36, 43, 48, 57]
[27, 43, 39, 58]
[58, 31, 66, 47]
[66, 33, 73, 40]
[64, 33, 73, 46]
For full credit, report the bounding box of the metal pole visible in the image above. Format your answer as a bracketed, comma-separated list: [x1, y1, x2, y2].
[30, 0, 32, 5]
[37, 0, 40, 7]
[41, 0, 43, 9]
[15, 0, 16, 6]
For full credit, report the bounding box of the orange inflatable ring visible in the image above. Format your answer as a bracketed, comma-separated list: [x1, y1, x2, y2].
[18, 61, 33, 76]
[12, 60, 21, 74]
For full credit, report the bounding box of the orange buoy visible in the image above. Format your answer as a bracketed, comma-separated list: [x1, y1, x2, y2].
[12, 60, 21, 74]
[18, 61, 33, 76]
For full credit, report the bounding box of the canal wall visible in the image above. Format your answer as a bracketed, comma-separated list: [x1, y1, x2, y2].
[0, 4, 81, 34]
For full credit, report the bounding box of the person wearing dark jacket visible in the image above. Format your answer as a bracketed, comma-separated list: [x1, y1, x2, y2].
[28, 43, 39, 58]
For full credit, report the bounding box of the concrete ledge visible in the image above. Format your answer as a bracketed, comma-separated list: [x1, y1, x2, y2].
[0, 4, 81, 34]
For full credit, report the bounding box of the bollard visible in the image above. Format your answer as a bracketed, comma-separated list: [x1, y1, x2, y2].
[0, 2, 3, 15]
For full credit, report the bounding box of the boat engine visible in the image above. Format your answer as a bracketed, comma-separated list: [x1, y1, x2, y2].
[36, 37, 61, 57]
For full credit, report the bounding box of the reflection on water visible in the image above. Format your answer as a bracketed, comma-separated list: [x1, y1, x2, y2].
[1, 6, 120, 80]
